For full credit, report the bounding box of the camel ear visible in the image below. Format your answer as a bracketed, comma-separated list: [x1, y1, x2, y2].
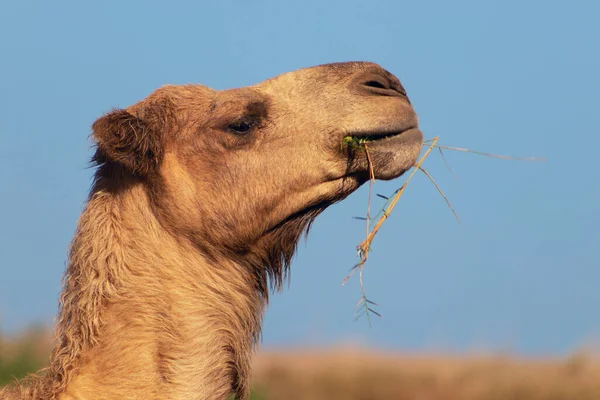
[92, 109, 163, 175]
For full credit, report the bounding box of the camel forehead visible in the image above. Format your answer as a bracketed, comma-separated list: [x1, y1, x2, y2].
[149, 62, 381, 98]
[127, 61, 389, 112]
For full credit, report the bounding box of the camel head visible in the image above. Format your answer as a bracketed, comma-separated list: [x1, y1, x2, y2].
[0, 61, 424, 400]
[91, 61, 423, 290]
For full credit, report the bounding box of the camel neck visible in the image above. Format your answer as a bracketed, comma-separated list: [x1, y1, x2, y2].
[47, 183, 265, 400]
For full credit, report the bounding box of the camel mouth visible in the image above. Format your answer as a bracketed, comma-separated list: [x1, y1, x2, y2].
[343, 132, 401, 146]
[343, 126, 421, 148]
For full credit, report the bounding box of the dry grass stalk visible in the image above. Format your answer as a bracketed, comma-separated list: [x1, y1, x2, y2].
[422, 139, 547, 162]
[417, 165, 460, 223]
[345, 137, 545, 322]
[343, 137, 440, 323]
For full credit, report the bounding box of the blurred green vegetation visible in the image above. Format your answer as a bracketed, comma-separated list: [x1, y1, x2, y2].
[0, 327, 50, 387]
[0, 348, 42, 386]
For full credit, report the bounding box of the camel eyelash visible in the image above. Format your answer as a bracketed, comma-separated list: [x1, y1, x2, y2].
[228, 119, 256, 134]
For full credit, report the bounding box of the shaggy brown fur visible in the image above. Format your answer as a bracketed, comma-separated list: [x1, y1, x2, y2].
[1, 62, 423, 400]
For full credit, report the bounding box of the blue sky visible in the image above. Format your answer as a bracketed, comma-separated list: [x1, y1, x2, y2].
[0, 0, 598, 356]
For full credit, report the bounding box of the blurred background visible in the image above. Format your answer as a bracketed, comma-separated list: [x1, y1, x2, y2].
[1, 1, 598, 398]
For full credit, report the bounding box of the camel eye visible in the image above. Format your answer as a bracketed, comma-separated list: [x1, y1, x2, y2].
[228, 120, 253, 134]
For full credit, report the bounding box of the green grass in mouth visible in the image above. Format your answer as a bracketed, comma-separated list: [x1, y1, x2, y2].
[343, 136, 370, 148]
[343, 133, 398, 148]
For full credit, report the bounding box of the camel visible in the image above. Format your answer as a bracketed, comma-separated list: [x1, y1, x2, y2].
[1, 61, 423, 400]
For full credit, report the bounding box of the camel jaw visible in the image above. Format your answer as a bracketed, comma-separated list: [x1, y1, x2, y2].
[343, 127, 424, 181]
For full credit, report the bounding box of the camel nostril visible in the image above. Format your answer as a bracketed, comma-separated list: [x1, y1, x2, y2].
[361, 76, 407, 98]
[363, 80, 388, 90]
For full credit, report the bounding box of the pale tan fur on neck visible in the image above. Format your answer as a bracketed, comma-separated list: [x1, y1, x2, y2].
[54, 183, 264, 400]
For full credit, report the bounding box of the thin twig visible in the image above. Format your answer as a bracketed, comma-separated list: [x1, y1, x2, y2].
[342, 261, 362, 285]
[438, 148, 457, 178]
[417, 165, 460, 223]
[353, 144, 377, 325]
[427, 144, 546, 162]
[364, 144, 375, 236]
